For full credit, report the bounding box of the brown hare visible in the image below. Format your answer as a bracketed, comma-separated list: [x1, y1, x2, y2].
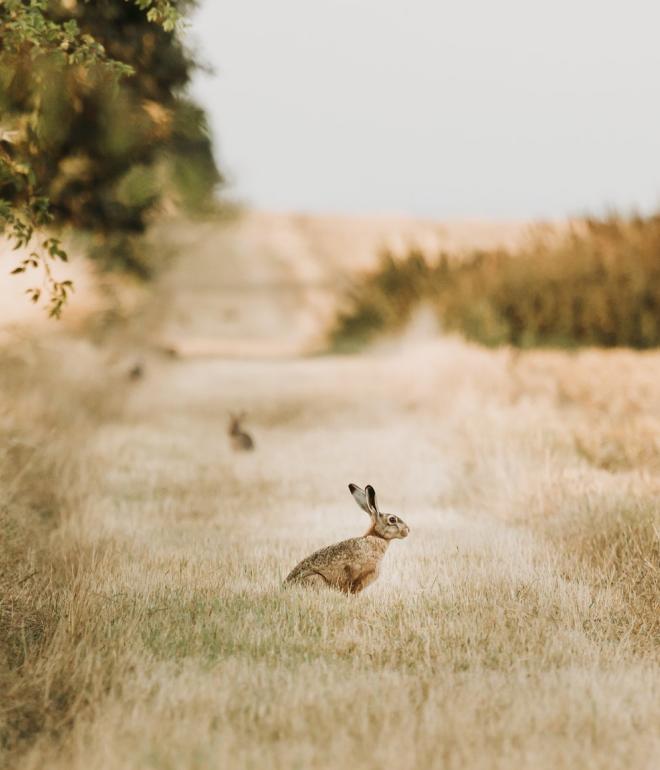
[128, 360, 144, 381]
[228, 412, 255, 451]
[284, 484, 409, 593]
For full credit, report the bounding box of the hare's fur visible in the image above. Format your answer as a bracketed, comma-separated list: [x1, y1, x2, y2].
[284, 484, 409, 594]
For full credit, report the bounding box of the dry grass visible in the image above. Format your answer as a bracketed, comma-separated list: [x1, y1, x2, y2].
[0, 337, 126, 757]
[2, 327, 659, 769]
[332, 214, 660, 349]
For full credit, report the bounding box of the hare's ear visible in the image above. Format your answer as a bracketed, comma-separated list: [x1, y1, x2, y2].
[348, 483, 372, 516]
[365, 485, 379, 515]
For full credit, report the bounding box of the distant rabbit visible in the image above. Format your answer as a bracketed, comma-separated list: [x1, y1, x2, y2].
[159, 344, 179, 359]
[128, 361, 144, 381]
[284, 484, 409, 593]
[228, 411, 255, 451]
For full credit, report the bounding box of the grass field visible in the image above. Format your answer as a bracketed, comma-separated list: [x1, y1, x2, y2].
[1, 216, 659, 770]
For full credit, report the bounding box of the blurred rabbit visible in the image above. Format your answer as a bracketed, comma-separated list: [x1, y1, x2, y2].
[128, 360, 144, 381]
[284, 483, 409, 593]
[228, 411, 255, 451]
[158, 343, 179, 359]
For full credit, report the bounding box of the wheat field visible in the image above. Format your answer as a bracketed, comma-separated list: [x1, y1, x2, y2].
[1, 216, 659, 770]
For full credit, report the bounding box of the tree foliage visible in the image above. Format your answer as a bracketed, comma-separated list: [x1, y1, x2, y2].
[1, 0, 220, 315]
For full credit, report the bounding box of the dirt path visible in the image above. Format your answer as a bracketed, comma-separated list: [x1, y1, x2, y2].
[82, 212, 464, 598]
[105, 212, 464, 548]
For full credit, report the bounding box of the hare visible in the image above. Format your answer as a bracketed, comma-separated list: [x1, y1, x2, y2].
[128, 360, 144, 381]
[228, 411, 255, 451]
[284, 484, 409, 593]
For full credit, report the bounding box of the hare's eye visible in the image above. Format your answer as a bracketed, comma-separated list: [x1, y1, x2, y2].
[388, 516, 397, 525]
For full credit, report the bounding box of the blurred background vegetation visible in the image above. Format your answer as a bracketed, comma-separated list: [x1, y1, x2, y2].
[1, 0, 220, 303]
[332, 214, 660, 350]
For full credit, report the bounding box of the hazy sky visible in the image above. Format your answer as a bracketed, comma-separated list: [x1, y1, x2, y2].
[188, 0, 660, 219]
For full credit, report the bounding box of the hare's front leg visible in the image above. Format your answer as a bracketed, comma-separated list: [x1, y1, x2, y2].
[350, 569, 378, 594]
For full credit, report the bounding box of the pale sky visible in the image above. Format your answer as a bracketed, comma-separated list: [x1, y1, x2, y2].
[188, 0, 660, 219]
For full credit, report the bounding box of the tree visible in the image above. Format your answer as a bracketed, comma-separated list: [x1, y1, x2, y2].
[0, 0, 220, 316]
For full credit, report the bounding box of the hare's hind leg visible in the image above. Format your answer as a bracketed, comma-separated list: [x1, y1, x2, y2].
[297, 572, 330, 590]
